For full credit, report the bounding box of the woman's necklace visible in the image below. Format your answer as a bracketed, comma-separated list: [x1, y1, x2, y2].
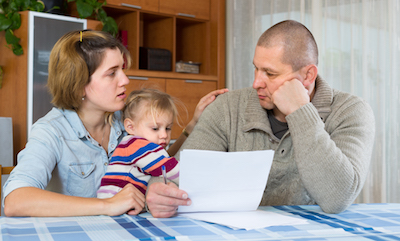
[99, 126, 106, 147]
[80, 117, 107, 147]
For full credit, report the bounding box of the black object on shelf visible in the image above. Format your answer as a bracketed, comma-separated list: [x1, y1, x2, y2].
[139, 47, 172, 71]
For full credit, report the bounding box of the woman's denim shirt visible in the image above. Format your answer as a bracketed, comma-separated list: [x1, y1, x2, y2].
[3, 108, 126, 200]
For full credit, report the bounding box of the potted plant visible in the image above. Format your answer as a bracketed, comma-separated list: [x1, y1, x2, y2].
[67, 0, 118, 36]
[0, 0, 45, 56]
[0, 0, 118, 57]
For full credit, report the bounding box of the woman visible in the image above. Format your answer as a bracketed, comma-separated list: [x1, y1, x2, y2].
[3, 30, 227, 217]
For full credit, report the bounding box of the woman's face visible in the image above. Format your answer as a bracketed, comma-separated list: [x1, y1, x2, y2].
[82, 48, 130, 113]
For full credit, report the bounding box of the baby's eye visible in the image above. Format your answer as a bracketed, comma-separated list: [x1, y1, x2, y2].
[166, 127, 172, 131]
[152, 127, 159, 131]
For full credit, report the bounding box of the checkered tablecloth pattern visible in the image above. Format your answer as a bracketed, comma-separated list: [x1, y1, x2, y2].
[1, 203, 400, 241]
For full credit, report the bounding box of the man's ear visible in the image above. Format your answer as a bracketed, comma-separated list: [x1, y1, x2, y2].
[302, 64, 318, 87]
[124, 118, 135, 135]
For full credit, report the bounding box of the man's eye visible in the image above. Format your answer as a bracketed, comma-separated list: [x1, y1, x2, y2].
[266, 72, 275, 77]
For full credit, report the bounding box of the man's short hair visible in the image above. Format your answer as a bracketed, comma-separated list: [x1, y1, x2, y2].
[257, 20, 318, 71]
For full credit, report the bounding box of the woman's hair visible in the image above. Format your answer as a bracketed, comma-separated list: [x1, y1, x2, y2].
[123, 89, 180, 125]
[47, 30, 131, 110]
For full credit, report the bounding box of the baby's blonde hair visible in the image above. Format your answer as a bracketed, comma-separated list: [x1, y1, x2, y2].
[123, 89, 180, 125]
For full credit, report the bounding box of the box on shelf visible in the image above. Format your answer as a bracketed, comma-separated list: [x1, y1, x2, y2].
[139, 47, 172, 71]
[175, 61, 201, 74]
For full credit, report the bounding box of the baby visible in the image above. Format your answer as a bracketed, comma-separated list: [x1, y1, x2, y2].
[97, 88, 179, 198]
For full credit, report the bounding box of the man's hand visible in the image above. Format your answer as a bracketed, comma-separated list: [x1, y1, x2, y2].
[272, 79, 310, 116]
[146, 182, 191, 218]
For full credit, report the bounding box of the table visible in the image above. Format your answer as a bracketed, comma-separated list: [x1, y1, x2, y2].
[1, 203, 399, 240]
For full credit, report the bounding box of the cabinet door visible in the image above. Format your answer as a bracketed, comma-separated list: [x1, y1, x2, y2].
[160, 0, 210, 20]
[107, 0, 159, 12]
[166, 79, 217, 139]
[125, 77, 166, 96]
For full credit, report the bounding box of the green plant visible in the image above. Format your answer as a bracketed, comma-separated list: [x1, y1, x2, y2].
[0, 0, 118, 57]
[68, 0, 118, 36]
[0, 0, 45, 56]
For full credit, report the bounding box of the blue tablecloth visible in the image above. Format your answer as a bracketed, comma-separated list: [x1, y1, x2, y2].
[1, 203, 400, 240]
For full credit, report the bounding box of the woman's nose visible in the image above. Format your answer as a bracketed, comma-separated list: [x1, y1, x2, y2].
[120, 73, 130, 86]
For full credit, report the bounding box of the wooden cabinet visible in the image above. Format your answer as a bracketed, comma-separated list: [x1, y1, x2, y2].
[0, 0, 225, 161]
[0, 11, 86, 163]
[106, 0, 159, 12]
[125, 77, 166, 94]
[97, 0, 225, 139]
[160, 0, 210, 20]
[166, 79, 217, 139]
[123, 77, 217, 140]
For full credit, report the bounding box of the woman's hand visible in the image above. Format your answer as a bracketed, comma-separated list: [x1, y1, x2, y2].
[186, 88, 228, 133]
[146, 182, 191, 218]
[103, 184, 145, 216]
[167, 88, 228, 156]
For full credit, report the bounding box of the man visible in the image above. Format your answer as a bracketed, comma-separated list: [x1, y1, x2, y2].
[145, 20, 375, 218]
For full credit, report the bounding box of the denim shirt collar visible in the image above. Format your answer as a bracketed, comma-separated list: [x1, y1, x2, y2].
[61, 109, 87, 138]
[60, 109, 125, 156]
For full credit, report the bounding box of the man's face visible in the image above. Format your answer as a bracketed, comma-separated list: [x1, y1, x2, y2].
[252, 45, 301, 110]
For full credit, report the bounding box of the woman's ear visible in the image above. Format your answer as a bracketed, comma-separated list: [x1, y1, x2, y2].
[124, 118, 136, 135]
[302, 64, 318, 87]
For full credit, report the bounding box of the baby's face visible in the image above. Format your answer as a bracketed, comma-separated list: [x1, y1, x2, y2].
[127, 111, 173, 149]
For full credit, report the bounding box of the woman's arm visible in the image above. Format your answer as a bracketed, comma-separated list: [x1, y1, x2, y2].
[4, 184, 144, 217]
[168, 88, 228, 156]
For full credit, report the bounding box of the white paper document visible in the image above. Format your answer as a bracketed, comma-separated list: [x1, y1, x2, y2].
[178, 149, 274, 213]
[176, 149, 308, 230]
[178, 210, 309, 230]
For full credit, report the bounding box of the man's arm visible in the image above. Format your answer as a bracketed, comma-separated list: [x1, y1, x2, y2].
[287, 96, 375, 213]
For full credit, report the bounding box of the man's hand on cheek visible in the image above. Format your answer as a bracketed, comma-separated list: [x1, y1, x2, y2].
[272, 79, 310, 116]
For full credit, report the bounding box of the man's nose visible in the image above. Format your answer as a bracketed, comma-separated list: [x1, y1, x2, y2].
[253, 72, 266, 89]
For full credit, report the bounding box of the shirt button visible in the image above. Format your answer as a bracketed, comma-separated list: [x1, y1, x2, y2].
[81, 172, 85, 175]
[117, 131, 121, 135]
[104, 162, 108, 166]
[269, 138, 273, 142]
[111, 144, 115, 148]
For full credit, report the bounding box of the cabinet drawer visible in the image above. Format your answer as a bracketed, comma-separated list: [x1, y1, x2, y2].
[166, 79, 217, 139]
[107, 0, 159, 12]
[125, 77, 166, 97]
[160, 0, 210, 20]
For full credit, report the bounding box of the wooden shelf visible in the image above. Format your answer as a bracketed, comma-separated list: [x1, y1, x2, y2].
[124, 69, 218, 81]
[106, 0, 159, 12]
[160, 0, 210, 20]
[74, 0, 226, 140]
[0, 1, 225, 162]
